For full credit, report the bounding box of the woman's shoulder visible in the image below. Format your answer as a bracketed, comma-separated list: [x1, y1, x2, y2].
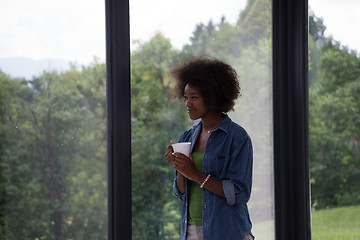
[230, 121, 248, 135]
[228, 120, 251, 144]
[228, 124, 252, 153]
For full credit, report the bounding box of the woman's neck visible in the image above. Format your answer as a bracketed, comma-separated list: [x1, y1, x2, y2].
[201, 112, 224, 132]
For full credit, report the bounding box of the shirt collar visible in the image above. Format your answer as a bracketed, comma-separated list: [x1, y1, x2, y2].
[192, 114, 232, 135]
[215, 114, 231, 134]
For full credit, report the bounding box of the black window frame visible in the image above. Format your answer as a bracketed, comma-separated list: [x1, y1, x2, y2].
[105, 0, 311, 239]
[105, 0, 131, 239]
[272, 0, 311, 239]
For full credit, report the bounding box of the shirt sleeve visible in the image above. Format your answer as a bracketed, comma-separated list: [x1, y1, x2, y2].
[173, 171, 186, 201]
[172, 131, 187, 201]
[222, 135, 253, 206]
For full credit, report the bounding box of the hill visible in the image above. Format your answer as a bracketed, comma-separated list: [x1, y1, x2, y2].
[0, 57, 70, 79]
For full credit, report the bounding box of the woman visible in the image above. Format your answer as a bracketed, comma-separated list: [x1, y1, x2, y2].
[164, 57, 254, 240]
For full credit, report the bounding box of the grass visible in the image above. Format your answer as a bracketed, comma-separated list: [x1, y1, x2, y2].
[312, 205, 360, 240]
[251, 205, 360, 240]
[252, 219, 274, 240]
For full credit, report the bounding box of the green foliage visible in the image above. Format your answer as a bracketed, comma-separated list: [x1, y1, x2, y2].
[310, 41, 360, 209]
[131, 33, 190, 239]
[319, 42, 360, 93]
[1, 0, 359, 238]
[309, 11, 327, 44]
[308, 10, 327, 86]
[183, 0, 274, 223]
[308, 11, 360, 209]
[131, 1, 275, 237]
[236, 0, 271, 48]
[0, 62, 107, 239]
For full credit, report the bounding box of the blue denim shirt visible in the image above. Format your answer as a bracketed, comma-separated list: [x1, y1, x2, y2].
[173, 115, 253, 240]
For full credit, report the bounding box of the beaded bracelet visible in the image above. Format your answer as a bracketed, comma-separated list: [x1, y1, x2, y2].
[200, 174, 211, 188]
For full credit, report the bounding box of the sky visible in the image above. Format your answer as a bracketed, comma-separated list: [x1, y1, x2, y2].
[0, 0, 359, 65]
[310, 0, 360, 52]
[129, 0, 247, 50]
[0, 0, 106, 65]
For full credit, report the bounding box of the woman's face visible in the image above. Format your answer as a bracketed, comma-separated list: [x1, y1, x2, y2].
[184, 84, 208, 120]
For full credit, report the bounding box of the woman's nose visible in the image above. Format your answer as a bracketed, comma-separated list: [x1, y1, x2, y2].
[185, 99, 192, 107]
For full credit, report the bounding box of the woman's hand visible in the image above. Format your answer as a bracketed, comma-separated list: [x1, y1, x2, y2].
[164, 140, 175, 165]
[165, 140, 187, 194]
[174, 152, 226, 198]
[172, 153, 198, 181]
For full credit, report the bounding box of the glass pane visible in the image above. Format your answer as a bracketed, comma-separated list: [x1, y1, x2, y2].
[130, 0, 274, 239]
[309, 1, 360, 239]
[0, 1, 107, 239]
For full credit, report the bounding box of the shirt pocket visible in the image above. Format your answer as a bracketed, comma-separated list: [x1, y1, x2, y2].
[215, 155, 230, 178]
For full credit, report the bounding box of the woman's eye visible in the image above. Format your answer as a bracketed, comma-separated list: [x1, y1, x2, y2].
[183, 95, 199, 101]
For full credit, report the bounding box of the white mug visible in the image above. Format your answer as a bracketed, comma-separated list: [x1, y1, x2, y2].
[171, 142, 191, 157]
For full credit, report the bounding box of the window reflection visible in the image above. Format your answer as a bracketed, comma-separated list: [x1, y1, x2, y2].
[130, 0, 274, 239]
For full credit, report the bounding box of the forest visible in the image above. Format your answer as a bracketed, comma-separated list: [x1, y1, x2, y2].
[1, 0, 359, 239]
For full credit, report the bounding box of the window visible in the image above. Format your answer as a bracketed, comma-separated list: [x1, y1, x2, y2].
[0, 0, 310, 239]
[108, 0, 311, 239]
[130, 0, 274, 239]
[0, 0, 314, 239]
[309, 1, 360, 239]
[0, 1, 107, 239]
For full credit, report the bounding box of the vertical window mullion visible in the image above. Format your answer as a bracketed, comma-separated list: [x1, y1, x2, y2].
[106, 0, 131, 239]
[272, 0, 311, 239]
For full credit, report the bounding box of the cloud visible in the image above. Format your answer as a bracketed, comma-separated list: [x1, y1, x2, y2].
[1, 0, 359, 64]
[0, 0, 105, 64]
[130, 0, 246, 50]
[310, 0, 360, 52]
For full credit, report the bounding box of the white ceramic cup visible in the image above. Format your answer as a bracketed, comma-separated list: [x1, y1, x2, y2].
[172, 142, 191, 157]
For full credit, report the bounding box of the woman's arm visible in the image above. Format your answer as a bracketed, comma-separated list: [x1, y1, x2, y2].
[176, 172, 186, 194]
[192, 172, 225, 199]
[173, 153, 225, 199]
[222, 135, 253, 206]
[174, 134, 253, 204]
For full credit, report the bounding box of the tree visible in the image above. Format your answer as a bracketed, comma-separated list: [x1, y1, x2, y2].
[131, 33, 190, 239]
[309, 41, 360, 208]
[0, 71, 18, 239]
[1, 62, 108, 239]
[309, 9, 327, 44]
[184, 0, 274, 222]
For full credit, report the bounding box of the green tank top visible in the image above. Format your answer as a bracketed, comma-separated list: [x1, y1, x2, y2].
[188, 152, 204, 226]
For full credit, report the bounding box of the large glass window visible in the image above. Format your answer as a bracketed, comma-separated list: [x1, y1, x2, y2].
[0, 1, 107, 239]
[309, 1, 360, 239]
[130, 0, 274, 239]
